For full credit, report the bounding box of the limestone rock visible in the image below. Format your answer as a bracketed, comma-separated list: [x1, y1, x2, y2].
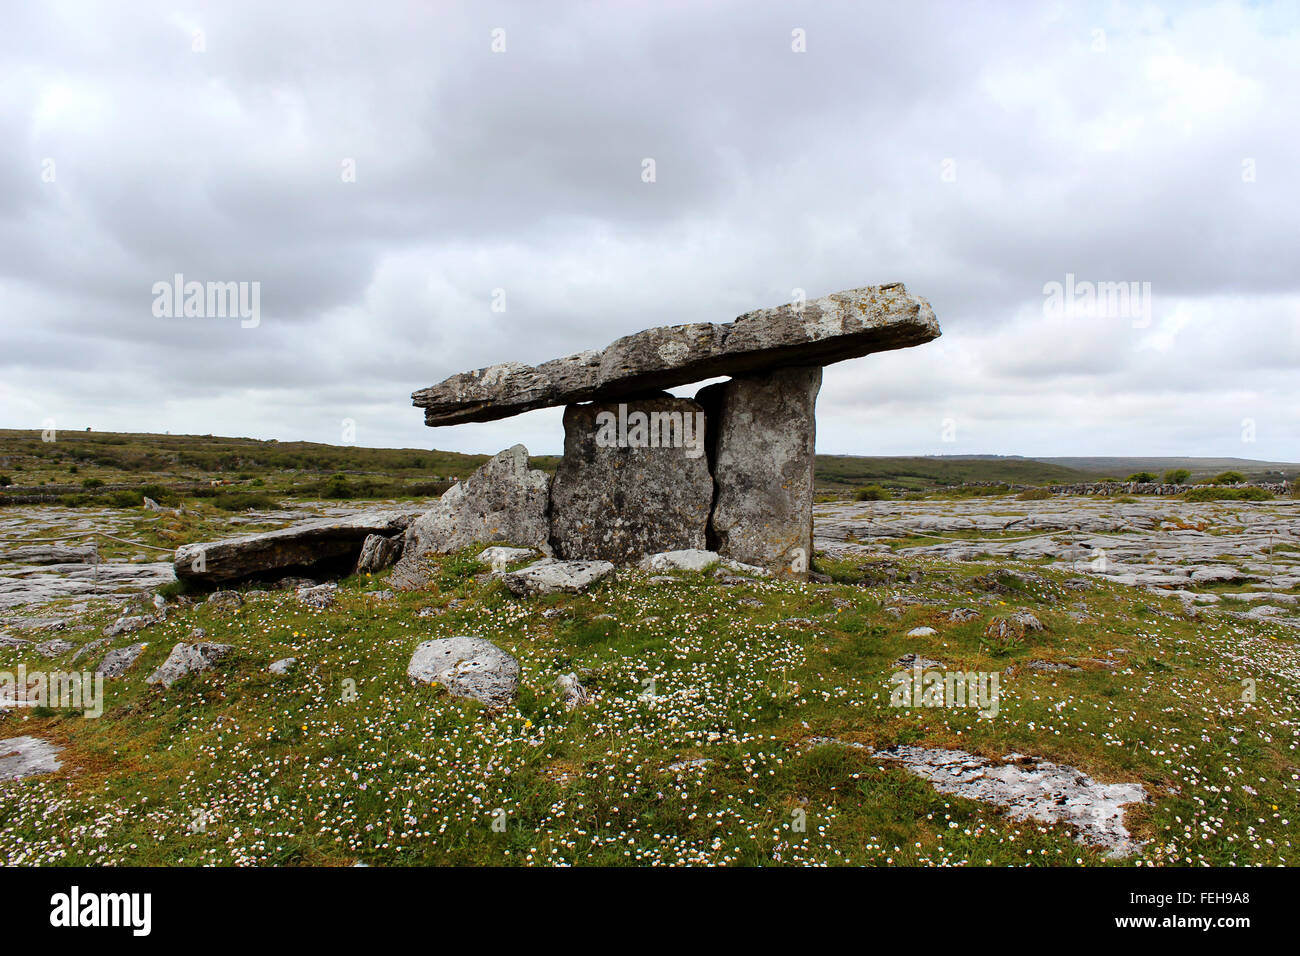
[872, 744, 1147, 858]
[391, 446, 551, 591]
[549, 398, 713, 563]
[99, 642, 146, 679]
[501, 559, 616, 597]
[268, 657, 297, 675]
[407, 636, 519, 708]
[146, 642, 233, 688]
[413, 284, 938, 425]
[102, 614, 156, 638]
[206, 590, 243, 611]
[555, 672, 591, 710]
[355, 533, 403, 574]
[296, 583, 338, 609]
[174, 510, 416, 585]
[3, 544, 96, 565]
[0, 736, 63, 781]
[477, 546, 536, 571]
[701, 366, 821, 573]
[34, 638, 75, 657]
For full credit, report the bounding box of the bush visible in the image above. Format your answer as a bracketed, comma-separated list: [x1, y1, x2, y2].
[1016, 486, 1052, 500]
[0, 475, 11, 487]
[1163, 469, 1191, 485]
[211, 491, 278, 512]
[81, 477, 105, 489]
[1184, 486, 1272, 502]
[853, 484, 890, 501]
[1126, 472, 1157, 483]
[1212, 471, 1247, 485]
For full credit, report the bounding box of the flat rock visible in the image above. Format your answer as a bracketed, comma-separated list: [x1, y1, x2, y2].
[102, 614, 157, 638]
[550, 398, 713, 563]
[268, 657, 297, 675]
[0, 736, 63, 781]
[174, 510, 415, 585]
[3, 544, 96, 565]
[413, 283, 938, 425]
[700, 365, 821, 573]
[34, 638, 75, 657]
[146, 642, 233, 688]
[501, 559, 616, 597]
[391, 446, 551, 590]
[873, 745, 1147, 858]
[407, 636, 519, 708]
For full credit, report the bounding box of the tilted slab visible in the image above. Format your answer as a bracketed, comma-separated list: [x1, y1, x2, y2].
[413, 283, 939, 426]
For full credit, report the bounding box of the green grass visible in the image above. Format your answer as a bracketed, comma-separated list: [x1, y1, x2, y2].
[3, 546, 1297, 867]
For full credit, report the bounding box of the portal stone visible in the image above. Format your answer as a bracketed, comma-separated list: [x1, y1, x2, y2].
[699, 366, 822, 574]
[548, 397, 713, 564]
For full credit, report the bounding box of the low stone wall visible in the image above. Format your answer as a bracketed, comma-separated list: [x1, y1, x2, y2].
[1045, 481, 1292, 496]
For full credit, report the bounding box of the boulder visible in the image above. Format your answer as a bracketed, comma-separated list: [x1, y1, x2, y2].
[391, 446, 551, 591]
[268, 657, 297, 675]
[549, 398, 713, 563]
[700, 365, 821, 573]
[477, 546, 536, 571]
[501, 559, 616, 597]
[296, 583, 338, 609]
[146, 642, 233, 688]
[206, 590, 243, 611]
[174, 511, 416, 586]
[639, 549, 770, 575]
[355, 533, 403, 574]
[99, 642, 147, 679]
[102, 614, 156, 638]
[407, 636, 519, 708]
[413, 284, 938, 425]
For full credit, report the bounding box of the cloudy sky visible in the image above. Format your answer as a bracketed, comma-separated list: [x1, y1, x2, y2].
[2, 0, 1297, 461]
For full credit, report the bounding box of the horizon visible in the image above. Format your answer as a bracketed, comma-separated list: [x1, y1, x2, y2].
[2, 1, 1298, 461]
[1, 425, 1297, 469]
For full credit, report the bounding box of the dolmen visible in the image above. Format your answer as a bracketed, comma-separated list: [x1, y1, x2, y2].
[393, 283, 941, 585]
[172, 284, 938, 589]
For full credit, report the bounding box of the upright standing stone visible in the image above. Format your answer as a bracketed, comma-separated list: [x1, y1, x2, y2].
[699, 366, 821, 574]
[391, 445, 552, 590]
[549, 396, 713, 563]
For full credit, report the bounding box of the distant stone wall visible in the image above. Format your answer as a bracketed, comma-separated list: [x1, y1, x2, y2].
[1044, 481, 1292, 496]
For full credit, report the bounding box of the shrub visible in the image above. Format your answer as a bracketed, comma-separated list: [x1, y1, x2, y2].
[1184, 486, 1272, 502]
[81, 477, 105, 489]
[0, 475, 11, 487]
[1163, 469, 1190, 484]
[1212, 471, 1247, 485]
[1126, 472, 1157, 483]
[1016, 487, 1052, 500]
[853, 484, 890, 501]
[211, 491, 278, 512]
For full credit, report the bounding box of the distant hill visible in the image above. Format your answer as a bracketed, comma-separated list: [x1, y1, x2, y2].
[812, 455, 1094, 491]
[2, 430, 1295, 496]
[1037, 457, 1300, 481]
